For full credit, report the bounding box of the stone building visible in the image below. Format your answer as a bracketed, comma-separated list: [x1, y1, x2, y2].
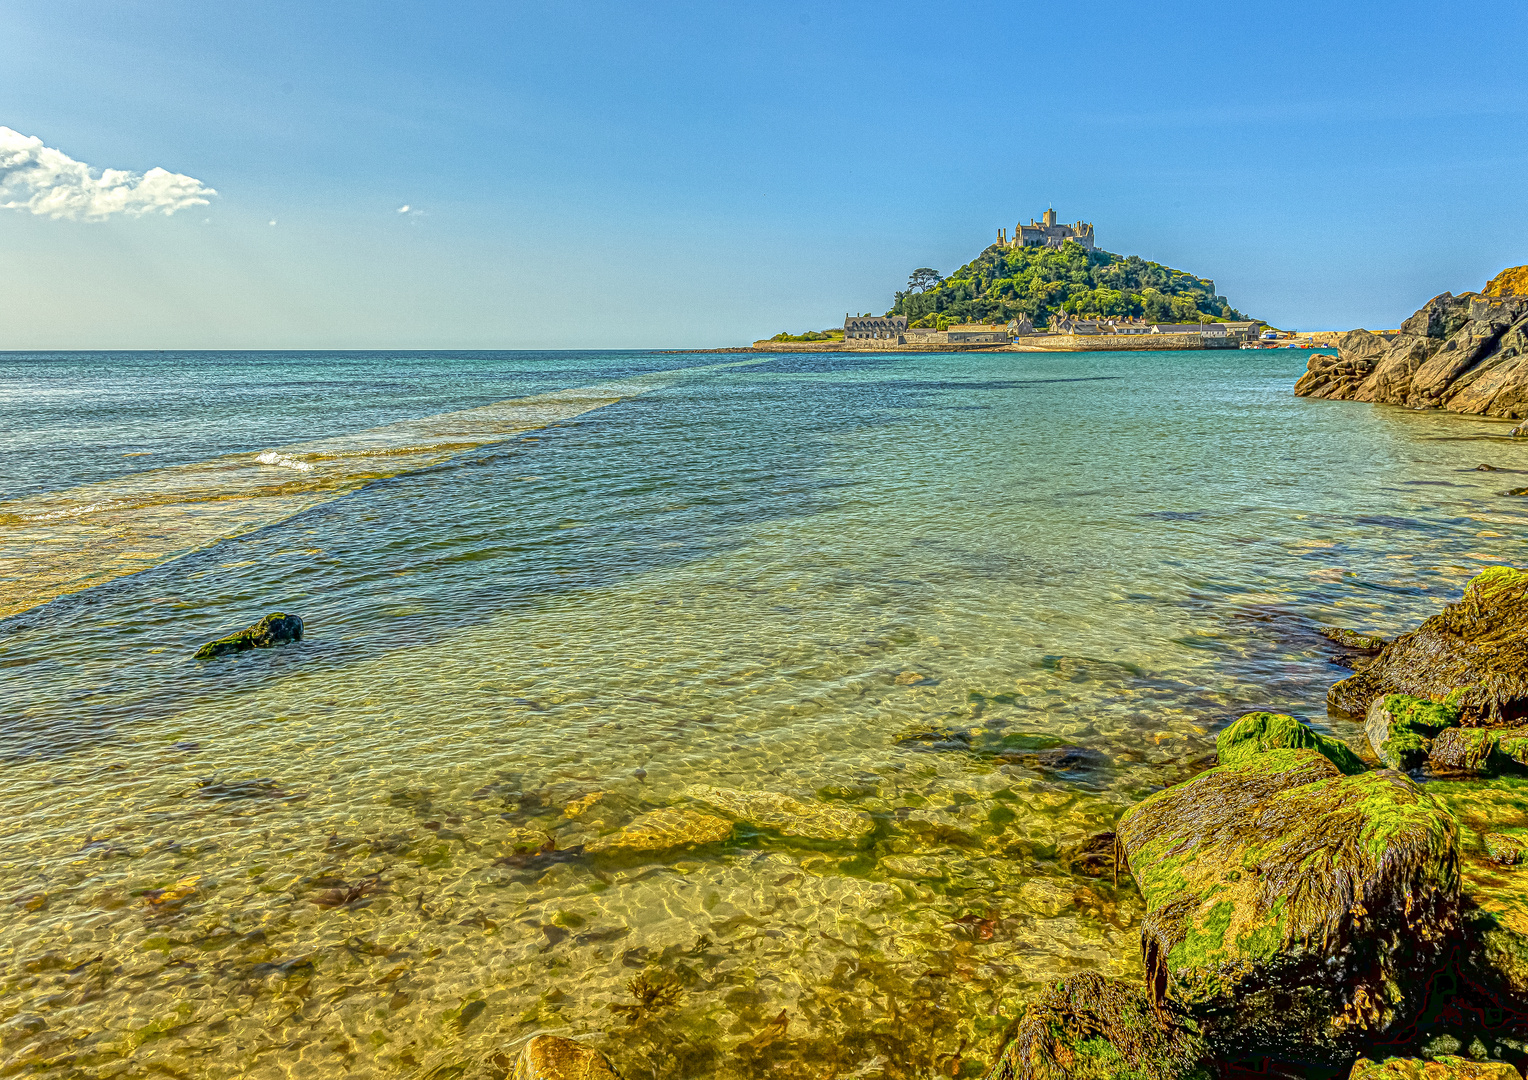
[843, 315, 908, 341]
[996, 208, 1095, 251]
[905, 323, 1009, 345]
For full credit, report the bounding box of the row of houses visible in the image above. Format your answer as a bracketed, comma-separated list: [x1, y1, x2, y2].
[843, 314, 1262, 345]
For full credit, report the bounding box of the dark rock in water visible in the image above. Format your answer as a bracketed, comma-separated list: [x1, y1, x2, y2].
[1349, 1055, 1520, 1078]
[1318, 626, 1388, 651]
[1117, 744, 1459, 1066]
[195, 612, 304, 659]
[1477, 463, 1501, 471]
[1366, 694, 1461, 771]
[984, 972, 1209, 1080]
[1216, 711, 1366, 775]
[511, 1034, 621, 1079]
[1329, 567, 1528, 724]
[1509, 487, 1528, 497]
[896, 729, 972, 753]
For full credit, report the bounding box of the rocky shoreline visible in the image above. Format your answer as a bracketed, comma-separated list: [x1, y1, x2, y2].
[1295, 289, 1528, 430]
[507, 567, 1528, 1079]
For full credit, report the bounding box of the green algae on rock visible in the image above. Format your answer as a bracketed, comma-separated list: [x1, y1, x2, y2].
[1215, 711, 1366, 774]
[1318, 626, 1388, 651]
[511, 1034, 622, 1079]
[1331, 567, 1528, 724]
[984, 973, 1210, 1080]
[193, 612, 304, 659]
[1348, 1054, 1521, 1079]
[683, 785, 874, 843]
[1117, 749, 1459, 1065]
[583, 808, 733, 854]
[1367, 694, 1462, 771]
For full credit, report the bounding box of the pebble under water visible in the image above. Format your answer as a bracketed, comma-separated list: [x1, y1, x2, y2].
[2, 348, 1527, 1079]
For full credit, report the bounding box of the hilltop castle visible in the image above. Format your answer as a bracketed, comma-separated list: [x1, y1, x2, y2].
[996, 208, 1095, 251]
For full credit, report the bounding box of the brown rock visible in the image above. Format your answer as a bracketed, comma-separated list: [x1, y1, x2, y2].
[512, 1035, 621, 1080]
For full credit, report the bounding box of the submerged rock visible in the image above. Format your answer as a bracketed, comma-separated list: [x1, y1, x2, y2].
[583, 808, 733, 854]
[1318, 626, 1388, 651]
[684, 785, 874, 842]
[984, 973, 1210, 1080]
[1486, 832, 1525, 867]
[1349, 1056, 1521, 1079]
[1215, 711, 1366, 774]
[1330, 567, 1528, 724]
[1117, 743, 1459, 1065]
[1367, 694, 1462, 770]
[511, 1034, 621, 1079]
[194, 612, 304, 659]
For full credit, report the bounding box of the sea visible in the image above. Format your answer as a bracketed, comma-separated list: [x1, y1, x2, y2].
[2, 348, 1526, 1079]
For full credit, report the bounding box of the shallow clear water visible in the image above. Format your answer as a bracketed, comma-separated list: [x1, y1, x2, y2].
[2, 348, 1526, 1079]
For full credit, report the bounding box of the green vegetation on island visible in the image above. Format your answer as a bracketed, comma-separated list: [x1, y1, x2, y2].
[890, 241, 1250, 328]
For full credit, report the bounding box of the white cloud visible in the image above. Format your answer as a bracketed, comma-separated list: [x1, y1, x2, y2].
[397, 204, 410, 213]
[0, 126, 215, 222]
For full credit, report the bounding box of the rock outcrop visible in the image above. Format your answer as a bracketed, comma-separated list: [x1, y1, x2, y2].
[1294, 287, 1528, 420]
[1485, 265, 1528, 299]
[1367, 695, 1462, 770]
[984, 973, 1209, 1080]
[1215, 710, 1366, 774]
[194, 612, 304, 659]
[1331, 567, 1528, 724]
[1117, 735, 1460, 1065]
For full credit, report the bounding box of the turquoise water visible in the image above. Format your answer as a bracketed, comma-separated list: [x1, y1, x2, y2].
[2, 348, 1526, 1079]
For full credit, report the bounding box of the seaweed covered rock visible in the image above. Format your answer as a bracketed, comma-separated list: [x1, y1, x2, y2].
[1319, 626, 1388, 651]
[1368, 695, 1463, 770]
[1349, 1055, 1522, 1079]
[194, 612, 304, 659]
[511, 1034, 621, 1079]
[1332, 567, 1528, 724]
[984, 973, 1209, 1080]
[1432, 728, 1505, 776]
[1117, 747, 1460, 1064]
[1215, 711, 1365, 774]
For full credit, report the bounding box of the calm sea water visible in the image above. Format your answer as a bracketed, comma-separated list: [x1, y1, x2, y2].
[2, 349, 1526, 1079]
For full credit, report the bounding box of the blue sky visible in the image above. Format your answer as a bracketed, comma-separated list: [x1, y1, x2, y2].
[1, 0, 1525, 348]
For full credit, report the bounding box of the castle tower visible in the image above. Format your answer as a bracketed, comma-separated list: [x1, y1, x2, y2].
[1042, 207, 1057, 228]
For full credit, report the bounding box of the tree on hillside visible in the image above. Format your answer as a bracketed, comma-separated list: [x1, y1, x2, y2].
[907, 267, 943, 293]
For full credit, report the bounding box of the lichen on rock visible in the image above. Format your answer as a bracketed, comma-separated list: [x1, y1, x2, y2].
[984, 973, 1209, 1080]
[1116, 747, 1459, 1064]
[194, 612, 304, 659]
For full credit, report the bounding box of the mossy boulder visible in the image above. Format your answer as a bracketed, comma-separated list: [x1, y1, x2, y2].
[1215, 711, 1366, 774]
[1117, 749, 1460, 1064]
[511, 1035, 621, 1079]
[1331, 567, 1528, 724]
[984, 973, 1210, 1080]
[1318, 626, 1388, 651]
[1349, 1055, 1521, 1079]
[194, 612, 304, 659]
[1367, 694, 1462, 771]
